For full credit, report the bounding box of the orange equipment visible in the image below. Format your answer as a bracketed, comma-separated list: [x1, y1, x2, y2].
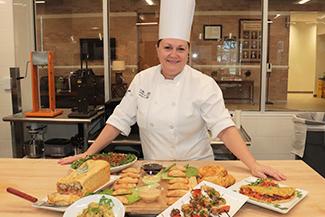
[25, 51, 63, 117]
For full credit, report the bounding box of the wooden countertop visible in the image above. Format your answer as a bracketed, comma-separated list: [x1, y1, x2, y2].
[1, 159, 325, 217]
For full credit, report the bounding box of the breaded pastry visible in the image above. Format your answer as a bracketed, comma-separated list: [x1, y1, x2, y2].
[170, 165, 186, 171]
[168, 177, 189, 184]
[198, 164, 227, 177]
[112, 188, 132, 196]
[113, 183, 136, 190]
[120, 172, 140, 178]
[168, 169, 186, 177]
[168, 182, 189, 190]
[167, 189, 189, 197]
[121, 167, 140, 174]
[117, 177, 139, 184]
[199, 174, 235, 188]
[188, 176, 198, 189]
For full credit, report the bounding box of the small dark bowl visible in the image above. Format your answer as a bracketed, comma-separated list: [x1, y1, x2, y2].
[142, 163, 163, 175]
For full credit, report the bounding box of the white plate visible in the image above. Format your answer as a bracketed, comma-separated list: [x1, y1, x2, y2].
[110, 156, 137, 173]
[32, 175, 119, 212]
[228, 176, 308, 214]
[157, 181, 248, 217]
[63, 194, 125, 217]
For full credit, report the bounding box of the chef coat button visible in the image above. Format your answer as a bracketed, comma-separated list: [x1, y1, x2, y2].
[171, 102, 176, 106]
[169, 125, 174, 129]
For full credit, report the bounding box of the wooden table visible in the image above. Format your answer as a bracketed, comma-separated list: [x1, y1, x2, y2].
[1, 159, 325, 217]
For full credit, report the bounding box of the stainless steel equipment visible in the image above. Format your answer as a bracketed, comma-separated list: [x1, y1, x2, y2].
[44, 138, 73, 157]
[24, 124, 46, 158]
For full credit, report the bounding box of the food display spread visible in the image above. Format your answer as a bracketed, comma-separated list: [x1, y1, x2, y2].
[34, 155, 308, 215]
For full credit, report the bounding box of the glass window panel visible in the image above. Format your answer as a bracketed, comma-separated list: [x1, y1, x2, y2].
[267, 0, 325, 111]
[34, 0, 104, 107]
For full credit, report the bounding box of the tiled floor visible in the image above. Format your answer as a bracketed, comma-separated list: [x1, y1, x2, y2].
[226, 93, 325, 112]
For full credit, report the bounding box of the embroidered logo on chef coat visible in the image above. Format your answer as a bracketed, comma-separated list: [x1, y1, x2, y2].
[139, 89, 151, 99]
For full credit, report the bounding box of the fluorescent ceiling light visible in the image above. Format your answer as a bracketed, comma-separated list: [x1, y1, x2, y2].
[145, 0, 154, 6]
[297, 0, 312, 4]
[35, 0, 46, 4]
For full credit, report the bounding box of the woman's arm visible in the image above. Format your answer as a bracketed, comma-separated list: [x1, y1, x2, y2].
[218, 126, 287, 181]
[58, 124, 120, 165]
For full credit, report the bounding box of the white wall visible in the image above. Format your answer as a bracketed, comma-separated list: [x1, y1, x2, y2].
[241, 112, 296, 160]
[0, 0, 15, 157]
[0, 0, 33, 157]
[288, 13, 317, 92]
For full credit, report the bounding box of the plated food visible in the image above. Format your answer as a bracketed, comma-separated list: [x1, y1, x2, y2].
[157, 181, 248, 217]
[77, 195, 114, 217]
[63, 194, 125, 217]
[229, 176, 308, 214]
[239, 178, 296, 204]
[70, 152, 137, 173]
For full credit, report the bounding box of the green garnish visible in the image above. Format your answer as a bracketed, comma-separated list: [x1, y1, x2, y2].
[296, 190, 303, 198]
[274, 204, 288, 210]
[185, 164, 198, 177]
[126, 191, 141, 204]
[99, 196, 113, 206]
[249, 178, 264, 186]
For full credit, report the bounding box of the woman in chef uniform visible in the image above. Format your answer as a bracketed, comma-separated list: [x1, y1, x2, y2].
[60, 0, 286, 181]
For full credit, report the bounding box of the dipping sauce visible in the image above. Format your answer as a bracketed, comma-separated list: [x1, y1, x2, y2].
[138, 186, 161, 203]
[142, 163, 163, 175]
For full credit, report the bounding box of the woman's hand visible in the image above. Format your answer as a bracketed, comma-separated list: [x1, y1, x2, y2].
[57, 153, 87, 165]
[250, 162, 287, 181]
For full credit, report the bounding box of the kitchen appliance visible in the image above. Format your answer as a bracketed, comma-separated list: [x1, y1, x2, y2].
[25, 51, 63, 117]
[68, 58, 97, 118]
[44, 138, 73, 157]
[24, 124, 46, 158]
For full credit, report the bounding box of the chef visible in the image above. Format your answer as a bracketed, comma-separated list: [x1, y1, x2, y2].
[60, 0, 286, 181]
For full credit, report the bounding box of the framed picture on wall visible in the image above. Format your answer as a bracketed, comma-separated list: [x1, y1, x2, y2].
[239, 19, 264, 63]
[203, 25, 222, 40]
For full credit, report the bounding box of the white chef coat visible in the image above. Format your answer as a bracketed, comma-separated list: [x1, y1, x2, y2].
[107, 64, 234, 160]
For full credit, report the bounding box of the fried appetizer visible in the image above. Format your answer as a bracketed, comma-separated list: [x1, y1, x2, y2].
[198, 164, 227, 177]
[168, 177, 189, 184]
[116, 176, 139, 184]
[167, 189, 189, 197]
[170, 165, 186, 171]
[168, 183, 189, 190]
[113, 183, 136, 190]
[121, 167, 140, 174]
[120, 172, 140, 178]
[168, 169, 186, 177]
[47, 192, 80, 206]
[200, 174, 235, 188]
[56, 160, 110, 196]
[112, 188, 132, 196]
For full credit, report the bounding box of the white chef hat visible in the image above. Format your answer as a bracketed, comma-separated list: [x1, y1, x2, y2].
[159, 0, 196, 42]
